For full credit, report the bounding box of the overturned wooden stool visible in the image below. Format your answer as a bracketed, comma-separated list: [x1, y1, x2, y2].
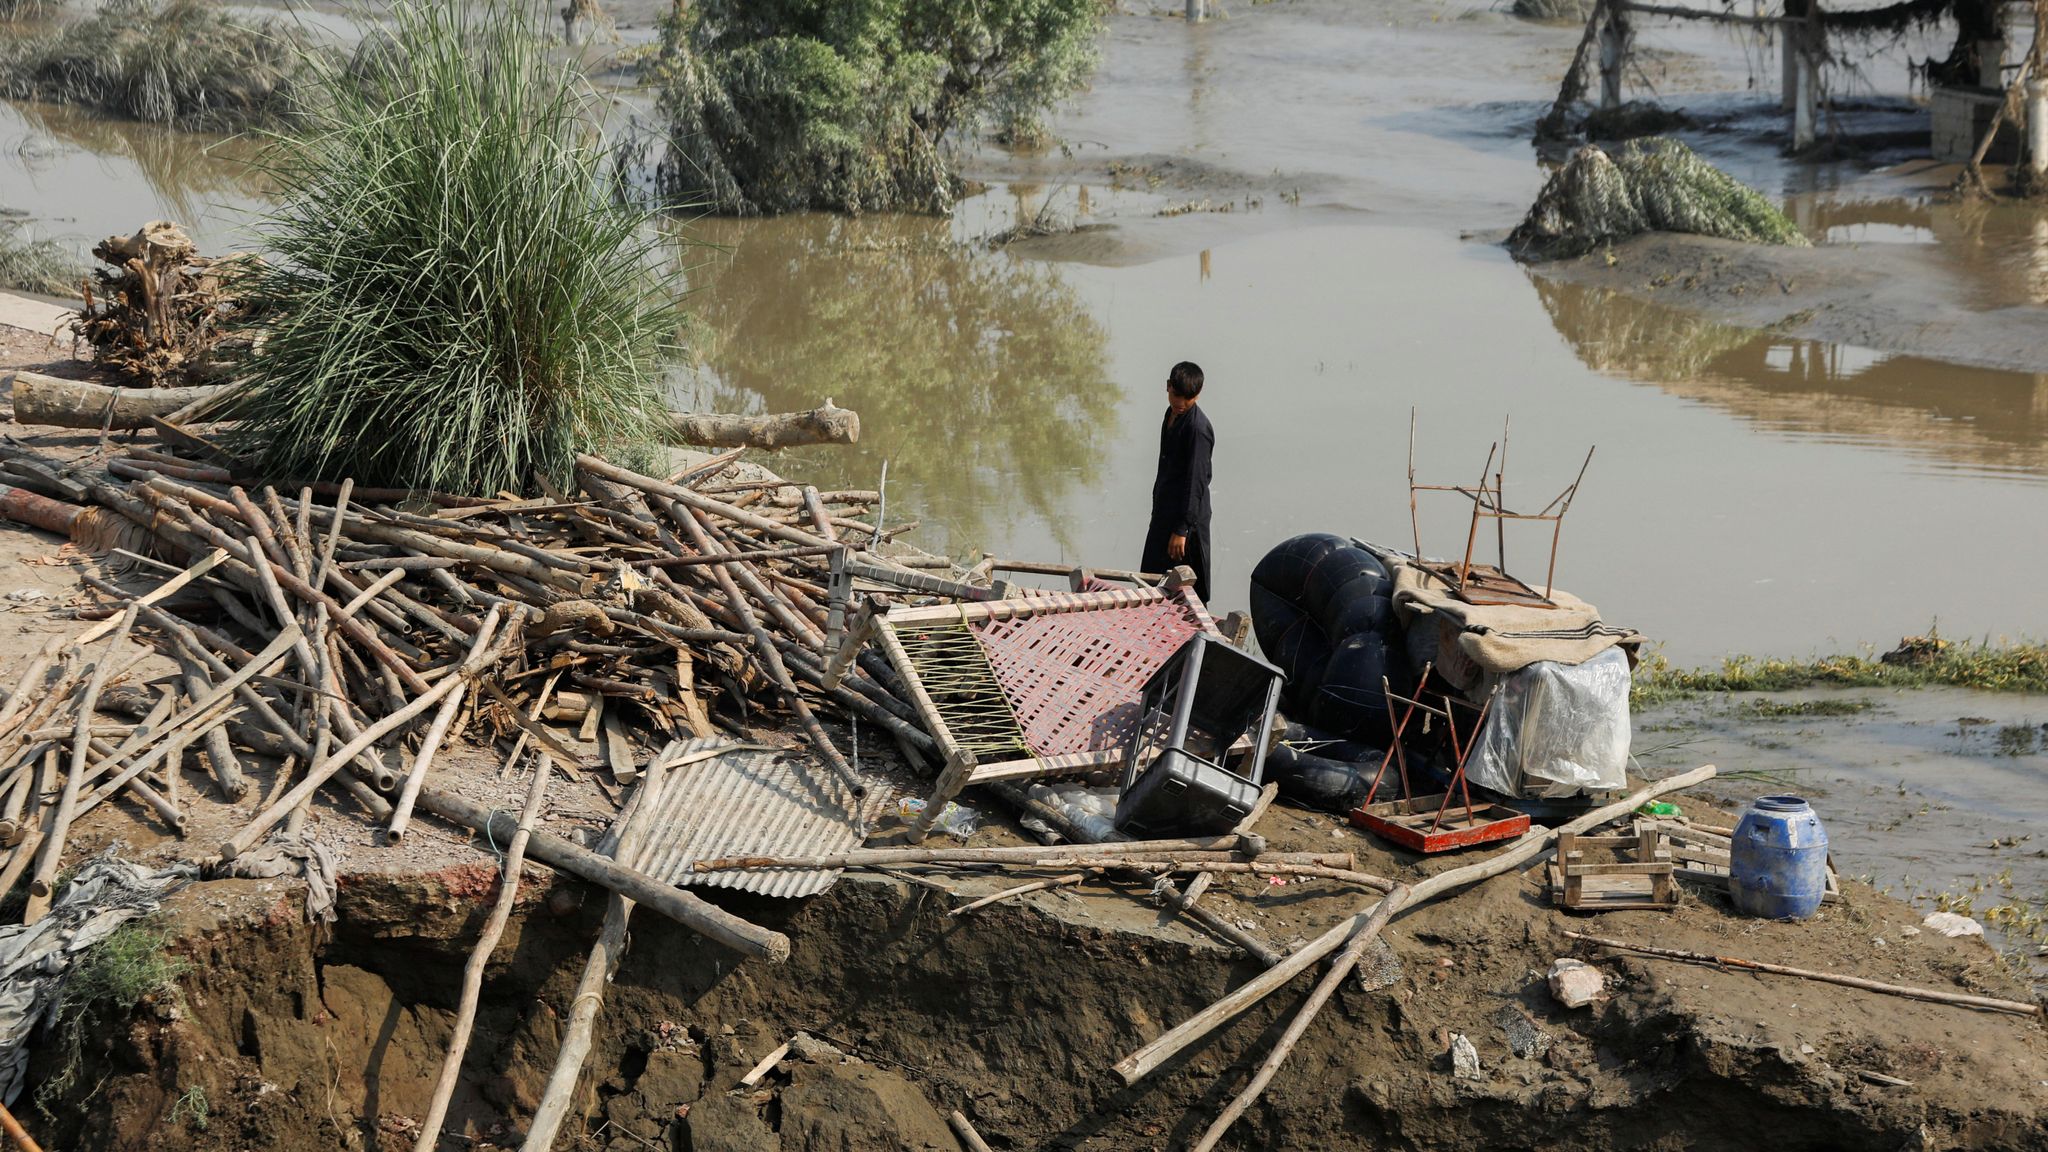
[1548, 824, 1676, 912]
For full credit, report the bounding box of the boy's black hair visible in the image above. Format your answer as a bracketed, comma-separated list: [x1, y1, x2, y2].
[1168, 361, 1205, 400]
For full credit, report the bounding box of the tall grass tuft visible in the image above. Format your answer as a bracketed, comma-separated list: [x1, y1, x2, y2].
[0, 218, 83, 296]
[226, 0, 680, 495]
[0, 0, 308, 129]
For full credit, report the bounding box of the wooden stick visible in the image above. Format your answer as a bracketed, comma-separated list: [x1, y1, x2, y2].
[414, 753, 553, 1152]
[738, 1041, 793, 1089]
[576, 454, 834, 551]
[386, 608, 509, 843]
[1181, 783, 1278, 910]
[140, 603, 382, 794]
[948, 1111, 993, 1152]
[1022, 860, 1390, 889]
[75, 549, 229, 646]
[520, 759, 670, 1152]
[1153, 875, 1284, 966]
[0, 750, 53, 905]
[694, 835, 1270, 872]
[28, 609, 137, 914]
[135, 478, 430, 693]
[1562, 931, 2042, 1017]
[314, 478, 352, 590]
[219, 616, 501, 861]
[1113, 765, 1718, 1085]
[0, 1097, 46, 1152]
[951, 872, 1085, 916]
[1190, 885, 1413, 1152]
[670, 504, 864, 800]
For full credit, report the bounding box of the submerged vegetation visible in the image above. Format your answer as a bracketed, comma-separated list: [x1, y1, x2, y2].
[0, 0, 309, 130]
[1511, 138, 1809, 260]
[228, 0, 678, 494]
[0, 218, 83, 296]
[1632, 635, 2048, 708]
[650, 0, 1110, 215]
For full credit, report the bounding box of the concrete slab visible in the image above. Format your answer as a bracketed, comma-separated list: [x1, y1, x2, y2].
[0, 292, 73, 337]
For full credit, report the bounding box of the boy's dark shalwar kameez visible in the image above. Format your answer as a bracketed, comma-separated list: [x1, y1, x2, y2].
[1142, 404, 1215, 604]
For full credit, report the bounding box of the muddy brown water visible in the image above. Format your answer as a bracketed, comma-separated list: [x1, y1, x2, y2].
[1636, 689, 2048, 966]
[3, 0, 2040, 662]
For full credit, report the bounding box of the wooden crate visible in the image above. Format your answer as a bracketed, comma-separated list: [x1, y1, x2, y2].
[1349, 794, 1530, 854]
[1547, 826, 1676, 912]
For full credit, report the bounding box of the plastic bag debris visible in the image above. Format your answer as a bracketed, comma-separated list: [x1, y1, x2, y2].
[1468, 647, 1631, 799]
[896, 797, 979, 840]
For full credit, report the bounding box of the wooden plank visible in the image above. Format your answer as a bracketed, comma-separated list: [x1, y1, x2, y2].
[1563, 861, 1675, 877]
[968, 748, 1123, 784]
[882, 587, 1169, 628]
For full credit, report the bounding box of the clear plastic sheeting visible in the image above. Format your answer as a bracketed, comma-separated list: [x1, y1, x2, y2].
[1468, 647, 1632, 799]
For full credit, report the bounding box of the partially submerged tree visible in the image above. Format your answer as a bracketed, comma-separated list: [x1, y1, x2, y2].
[651, 0, 1109, 215]
[226, 0, 680, 494]
[1509, 138, 1809, 260]
[0, 0, 308, 130]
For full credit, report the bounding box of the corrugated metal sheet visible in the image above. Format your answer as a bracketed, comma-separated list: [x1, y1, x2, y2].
[626, 738, 888, 898]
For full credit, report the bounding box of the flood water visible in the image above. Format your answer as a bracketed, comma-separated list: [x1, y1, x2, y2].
[3, 0, 2046, 668]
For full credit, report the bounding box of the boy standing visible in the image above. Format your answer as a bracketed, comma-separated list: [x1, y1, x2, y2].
[1142, 361, 1214, 604]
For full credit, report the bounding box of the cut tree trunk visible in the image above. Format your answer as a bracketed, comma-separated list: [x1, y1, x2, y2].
[8, 372, 231, 430]
[667, 402, 859, 449]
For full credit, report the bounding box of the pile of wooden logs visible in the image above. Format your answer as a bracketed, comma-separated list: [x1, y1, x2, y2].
[0, 432, 945, 941]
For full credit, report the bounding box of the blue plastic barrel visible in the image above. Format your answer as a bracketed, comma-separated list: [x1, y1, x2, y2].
[1729, 795, 1829, 920]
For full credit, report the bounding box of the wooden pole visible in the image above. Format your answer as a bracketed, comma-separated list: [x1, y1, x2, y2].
[1189, 885, 1413, 1152]
[414, 754, 554, 1152]
[218, 616, 495, 862]
[950, 1111, 995, 1152]
[1563, 931, 2042, 1017]
[386, 608, 509, 843]
[692, 834, 1274, 871]
[519, 759, 669, 1152]
[411, 785, 789, 962]
[0, 1097, 47, 1152]
[1113, 765, 1718, 1085]
[950, 872, 1085, 916]
[28, 609, 138, 919]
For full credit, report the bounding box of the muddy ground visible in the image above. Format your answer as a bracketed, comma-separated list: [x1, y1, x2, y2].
[34, 782, 2048, 1152]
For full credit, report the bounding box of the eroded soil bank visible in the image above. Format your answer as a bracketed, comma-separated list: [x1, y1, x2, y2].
[38, 811, 2048, 1152]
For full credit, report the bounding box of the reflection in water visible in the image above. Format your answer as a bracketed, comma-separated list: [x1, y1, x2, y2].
[9, 101, 268, 229]
[673, 212, 1114, 556]
[1797, 192, 2048, 309]
[1533, 276, 2048, 479]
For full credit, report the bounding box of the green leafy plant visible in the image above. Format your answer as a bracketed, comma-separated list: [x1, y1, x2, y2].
[39, 920, 190, 1115]
[169, 1084, 209, 1131]
[650, 0, 1110, 215]
[1633, 636, 2048, 709]
[226, 0, 679, 494]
